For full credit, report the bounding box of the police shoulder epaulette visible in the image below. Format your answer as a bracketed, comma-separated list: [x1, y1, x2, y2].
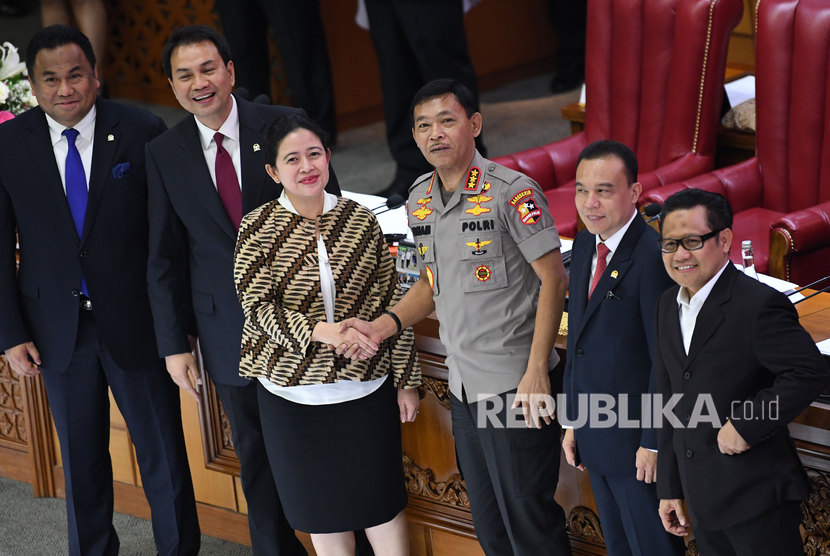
[409, 170, 434, 194]
[485, 161, 524, 185]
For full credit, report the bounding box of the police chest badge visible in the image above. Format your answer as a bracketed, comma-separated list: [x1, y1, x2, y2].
[474, 264, 492, 282]
[412, 197, 433, 221]
[466, 239, 491, 256]
[508, 188, 542, 225]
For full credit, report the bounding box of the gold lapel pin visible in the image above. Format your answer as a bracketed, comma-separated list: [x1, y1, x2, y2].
[253, 143, 260, 152]
[107, 134, 114, 142]
[611, 270, 619, 279]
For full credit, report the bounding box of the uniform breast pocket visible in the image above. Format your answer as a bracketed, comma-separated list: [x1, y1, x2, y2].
[414, 236, 435, 267]
[458, 233, 507, 292]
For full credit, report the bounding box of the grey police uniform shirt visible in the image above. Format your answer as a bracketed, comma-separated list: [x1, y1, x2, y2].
[407, 150, 562, 402]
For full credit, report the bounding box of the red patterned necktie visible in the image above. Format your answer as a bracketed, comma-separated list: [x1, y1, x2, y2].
[214, 132, 242, 230]
[589, 242, 611, 298]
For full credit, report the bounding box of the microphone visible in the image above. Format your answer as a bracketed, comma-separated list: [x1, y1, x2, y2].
[373, 193, 406, 216]
[642, 203, 661, 224]
[782, 275, 830, 297]
[793, 282, 830, 305]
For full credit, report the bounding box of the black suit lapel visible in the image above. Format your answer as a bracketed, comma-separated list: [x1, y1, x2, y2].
[84, 98, 117, 244]
[237, 98, 276, 213]
[24, 108, 78, 238]
[175, 116, 238, 241]
[661, 285, 688, 367]
[568, 231, 594, 339]
[685, 264, 734, 367]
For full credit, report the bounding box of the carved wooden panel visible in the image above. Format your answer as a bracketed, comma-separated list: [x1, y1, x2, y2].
[803, 469, 830, 555]
[104, 0, 289, 108]
[196, 344, 240, 475]
[0, 355, 26, 449]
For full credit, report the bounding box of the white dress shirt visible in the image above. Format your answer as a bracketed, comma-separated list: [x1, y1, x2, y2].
[194, 96, 242, 191]
[46, 106, 96, 193]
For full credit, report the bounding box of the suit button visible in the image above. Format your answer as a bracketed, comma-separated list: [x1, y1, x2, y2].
[72, 289, 80, 297]
[576, 348, 584, 357]
[683, 371, 691, 380]
[685, 449, 694, 458]
[79, 250, 87, 258]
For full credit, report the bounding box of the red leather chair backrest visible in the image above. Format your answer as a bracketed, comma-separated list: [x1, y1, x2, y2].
[756, 0, 830, 212]
[584, 0, 742, 184]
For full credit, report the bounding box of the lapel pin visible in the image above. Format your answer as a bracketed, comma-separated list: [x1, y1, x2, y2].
[107, 134, 114, 142]
[611, 270, 619, 279]
[253, 143, 260, 152]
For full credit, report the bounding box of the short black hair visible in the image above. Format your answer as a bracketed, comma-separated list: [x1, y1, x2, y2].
[265, 112, 329, 165]
[577, 140, 638, 185]
[162, 25, 232, 79]
[410, 78, 478, 124]
[26, 24, 96, 77]
[659, 188, 733, 233]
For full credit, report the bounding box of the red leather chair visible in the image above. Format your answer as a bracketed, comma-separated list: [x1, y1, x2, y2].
[493, 0, 743, 238]
[642, 0, 830, 284]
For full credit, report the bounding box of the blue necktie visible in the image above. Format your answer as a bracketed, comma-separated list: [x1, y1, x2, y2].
[63, 128, 88, 295]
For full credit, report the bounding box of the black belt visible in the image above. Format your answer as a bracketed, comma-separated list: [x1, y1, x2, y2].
[79, 294, 93, 311]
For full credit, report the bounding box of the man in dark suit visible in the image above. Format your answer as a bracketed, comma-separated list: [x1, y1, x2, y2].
[0, 25, 199, 555]
[146, 25, 341, 555]
[654, 188, 829, 555]
[562, 140, 684, 555]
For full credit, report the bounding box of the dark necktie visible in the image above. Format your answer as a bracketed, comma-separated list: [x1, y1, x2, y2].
[589, 242, 611, 298]
[63, 128, 88, 295]
[214, 132, 242, 230]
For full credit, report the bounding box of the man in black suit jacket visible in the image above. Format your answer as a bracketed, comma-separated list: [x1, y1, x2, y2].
[146, 26, 340, 555]
[0, 25, 199, 555]
[563, 141, 683, 555]
[654, 188, 829, 554]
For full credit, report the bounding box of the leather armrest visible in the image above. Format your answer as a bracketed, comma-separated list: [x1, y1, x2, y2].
[771, 201, 830, 253]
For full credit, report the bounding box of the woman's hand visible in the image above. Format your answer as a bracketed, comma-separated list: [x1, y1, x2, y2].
[398, 388, 420, 423]
[312, 322, 378, 360]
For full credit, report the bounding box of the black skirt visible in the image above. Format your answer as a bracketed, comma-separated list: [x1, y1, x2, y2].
[256, 377, 408, 533]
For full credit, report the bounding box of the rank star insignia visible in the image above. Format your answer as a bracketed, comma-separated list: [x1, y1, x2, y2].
[465, 167, 481, 191]
[465, 239, 492, 256]
[474, 264, 492, 282]
[465, 182, 494, 215]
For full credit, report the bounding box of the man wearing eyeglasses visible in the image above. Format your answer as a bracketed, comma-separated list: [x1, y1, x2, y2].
[654, 188, 828, 554]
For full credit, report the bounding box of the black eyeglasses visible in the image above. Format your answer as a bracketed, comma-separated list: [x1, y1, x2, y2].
[658, 228, 724, 253]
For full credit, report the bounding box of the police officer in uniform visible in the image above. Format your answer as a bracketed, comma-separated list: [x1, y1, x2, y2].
[340, 79, 572, 555]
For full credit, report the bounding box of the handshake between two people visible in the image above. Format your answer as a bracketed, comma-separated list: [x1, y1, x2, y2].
[311, 317, 385, 361]
[312, 316, 420, 423]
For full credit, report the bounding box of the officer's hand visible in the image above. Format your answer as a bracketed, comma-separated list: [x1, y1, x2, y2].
[511, 367, 554, 428]
[338, 318, 384, 347]
[5, 341, 41, 377]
